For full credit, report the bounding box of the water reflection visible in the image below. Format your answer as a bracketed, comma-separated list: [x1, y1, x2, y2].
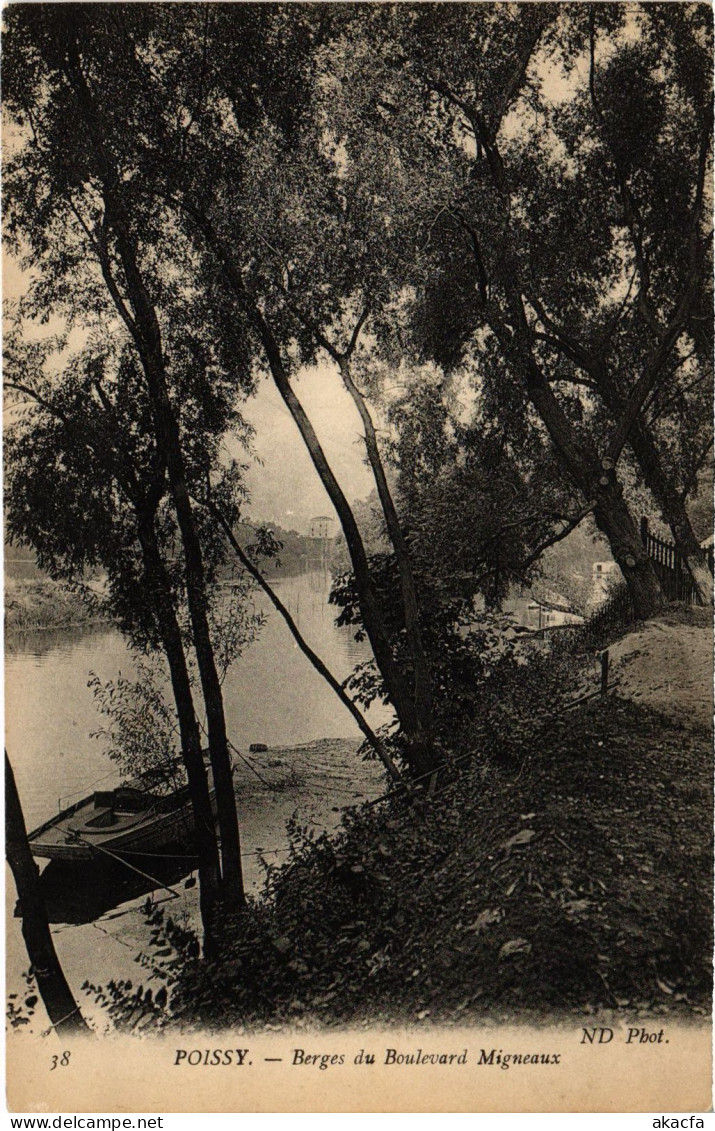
[27, 853, 197, 925]
[5, 622, 111, 659]
[6, 568, 389, 1019]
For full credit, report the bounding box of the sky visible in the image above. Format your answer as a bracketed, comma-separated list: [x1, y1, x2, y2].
[232, 361, 376, 535]
[4, 251, 375, 538]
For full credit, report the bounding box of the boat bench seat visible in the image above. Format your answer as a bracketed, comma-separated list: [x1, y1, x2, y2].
[92, 787, 157, 813]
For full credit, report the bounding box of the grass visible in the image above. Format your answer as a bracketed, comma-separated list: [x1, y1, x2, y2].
[5, 578, 103, 633]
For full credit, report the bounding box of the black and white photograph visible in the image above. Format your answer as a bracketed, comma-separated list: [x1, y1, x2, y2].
[3, 1, 713, 1114]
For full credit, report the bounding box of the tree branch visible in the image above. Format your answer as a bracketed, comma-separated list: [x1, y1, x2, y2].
[452, 209, 489, 305]
[204, 499, 404, 784]
[646, 367, 712, 426]
[520, 501, 595, 572]
[345, 304, 370, 360]
[66, 195, 140, 342]
[588, 9, 659, 336]
[5, 379, 140, 502]
[489, 9, 555, 135]
[527, 293, 598, 377]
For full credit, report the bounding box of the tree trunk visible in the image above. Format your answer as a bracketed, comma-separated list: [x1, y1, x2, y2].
[135, 511, 224, 950]
[629, 425, 713, 605]
[112, 255, 245, 910]
[597, 371, 713, 604]
[6, 752, 90, 1036]
[138, 380, 245, 911]
[210, 504, 404, 784]
[265, 358, 433, 777]
[338, 359, 435, 743]
[526, 358, 664, 618]
[592, 479, 665, 618]
[184, 211, 437, 777]
[61, 22, 245, 911]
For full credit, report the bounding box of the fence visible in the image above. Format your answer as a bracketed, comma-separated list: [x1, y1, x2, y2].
[640, 517, 712, 606]
[572, 583, 636, 650]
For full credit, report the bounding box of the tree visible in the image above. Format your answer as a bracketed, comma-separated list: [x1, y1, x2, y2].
[308, 4, 711, 617]
[26, 3, 444, 777]
[7, 4, 708, 783]
[384, 3, 712, 608]
[6, 751, 90, 1035]
[3, 4, 260, 910]
[386, 355, 588, 612]
[201, 1, 666, 624]
[4, 324, 258, 946]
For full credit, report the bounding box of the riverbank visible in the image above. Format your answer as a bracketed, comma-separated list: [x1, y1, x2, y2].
[91, 612, 712, 1034]
[608, 606, 713, 729]
[7, 737, 388, 1034]
[7, 608, 711, 1039]
[5, 577, 105, 633]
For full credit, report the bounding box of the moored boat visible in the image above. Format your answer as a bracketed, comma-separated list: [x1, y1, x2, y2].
[27, 762, 218, 863]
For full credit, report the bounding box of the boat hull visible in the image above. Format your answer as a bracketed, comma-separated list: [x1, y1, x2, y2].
[28, 788, 218, 863]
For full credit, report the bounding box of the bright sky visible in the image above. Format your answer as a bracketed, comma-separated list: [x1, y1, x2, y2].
[4, 251, 375, 537]
[239, 362, 375, 534]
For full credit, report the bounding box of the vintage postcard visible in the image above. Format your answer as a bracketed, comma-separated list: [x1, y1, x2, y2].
[3, 1, 713, 1115]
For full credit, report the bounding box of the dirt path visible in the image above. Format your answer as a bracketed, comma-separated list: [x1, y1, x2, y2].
[608, 610, 713, 730]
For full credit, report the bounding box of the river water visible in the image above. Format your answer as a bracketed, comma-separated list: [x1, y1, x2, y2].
[5, 569, 391, 1025]
[5, 569, 388, 833]
[5, 568, 579, 1028]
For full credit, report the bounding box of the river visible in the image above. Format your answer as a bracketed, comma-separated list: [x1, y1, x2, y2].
[5, 569, 391, 1027]
[5, 568, 389, 832]
[5, 568, 579, 1029]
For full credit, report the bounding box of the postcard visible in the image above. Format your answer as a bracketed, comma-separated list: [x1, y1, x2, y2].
[4, 1, 712, 1114]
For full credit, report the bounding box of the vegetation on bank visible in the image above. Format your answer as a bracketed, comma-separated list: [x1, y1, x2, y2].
[5, 578, 105, 634]
[89, 695, 712, 1032]
[85, 619, 712, 1032]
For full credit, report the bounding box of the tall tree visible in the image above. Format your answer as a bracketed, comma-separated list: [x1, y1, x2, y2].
[3, 5, 440, 788]
[307, 3, 711, 616]
[387, 364, 587, 612]
[4, 327, 258, 946]
[64, 2, 444, 777]
[383, 3, 712, 609]
[3, 5, 256, 908]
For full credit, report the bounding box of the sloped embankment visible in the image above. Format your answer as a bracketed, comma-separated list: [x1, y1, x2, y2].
[160, 688, 711, 1030]
[607, 608, 713, 730]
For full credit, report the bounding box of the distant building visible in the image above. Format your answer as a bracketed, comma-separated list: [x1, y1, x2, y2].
[500, 587, 583, 632]
[309, 515, 334, 540]
[307, 515, 335, 567]
[526, 591, 583, 631]
[589, 560, 620, 608]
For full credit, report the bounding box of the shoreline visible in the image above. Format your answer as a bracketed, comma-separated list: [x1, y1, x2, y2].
[6, 736, 387, 1034]
[4, 577, 106, 635]
[5, 617, 107, 635]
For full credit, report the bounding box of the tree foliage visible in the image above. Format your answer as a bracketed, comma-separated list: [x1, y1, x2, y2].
[3, 2, 711, 801]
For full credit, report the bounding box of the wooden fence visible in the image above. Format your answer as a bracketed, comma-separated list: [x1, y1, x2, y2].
[640, 517, 713, 606]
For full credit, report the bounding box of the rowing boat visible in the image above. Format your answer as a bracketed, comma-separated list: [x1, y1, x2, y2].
[27, 762, 218, 863]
